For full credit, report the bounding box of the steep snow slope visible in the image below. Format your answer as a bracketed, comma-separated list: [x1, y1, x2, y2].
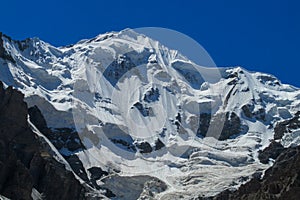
[0, 29, 299, 199]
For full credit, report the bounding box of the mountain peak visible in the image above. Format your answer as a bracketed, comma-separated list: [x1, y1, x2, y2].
[0, 31, 299, 199]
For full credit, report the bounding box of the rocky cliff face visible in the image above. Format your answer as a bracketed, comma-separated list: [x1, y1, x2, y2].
[0, 33, 15, 63]
[0, 81, 86, 200]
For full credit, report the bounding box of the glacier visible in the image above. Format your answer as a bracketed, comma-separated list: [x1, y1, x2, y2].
[0, 29, 299, 199]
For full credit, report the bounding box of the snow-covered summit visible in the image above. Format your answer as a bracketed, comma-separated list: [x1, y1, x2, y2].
[0, 29, 299, 199]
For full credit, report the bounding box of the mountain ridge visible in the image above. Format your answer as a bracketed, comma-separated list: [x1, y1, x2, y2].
[0, 29, 299, 199]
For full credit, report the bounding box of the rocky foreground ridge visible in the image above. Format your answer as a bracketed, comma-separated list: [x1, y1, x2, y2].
[0, 81, 87, 200]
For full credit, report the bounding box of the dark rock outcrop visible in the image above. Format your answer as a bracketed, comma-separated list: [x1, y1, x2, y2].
[274, 112, 300, 140]
[0, 81, 86, 200]
[0, 33, 15, 63]
[242, 104, 254, 118]
[241, 104, 266, 121]
[198, 112, 242, 140]
[64, 155, 89, 183]
[136, 142, 152, 153]
[258, 112, 300, 165]
[133, 102, 154, 117]
[258, 141, 285, 164]
[28, 105, 49, 133]
[197, 113, 212, 137]
[154, 139, 165, 151]
[88, 167, 109, 189]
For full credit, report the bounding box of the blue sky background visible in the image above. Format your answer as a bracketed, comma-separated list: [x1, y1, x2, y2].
[1, 0, 299, 87]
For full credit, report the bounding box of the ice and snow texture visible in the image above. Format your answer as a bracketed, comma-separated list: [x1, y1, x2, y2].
[0, 29, 300, 199]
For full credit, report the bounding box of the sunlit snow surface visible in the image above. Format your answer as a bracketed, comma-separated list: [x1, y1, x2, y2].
[0, 29, 300, 199]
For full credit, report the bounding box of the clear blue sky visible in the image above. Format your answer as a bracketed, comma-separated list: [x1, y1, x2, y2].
[1, 0, 299, 87]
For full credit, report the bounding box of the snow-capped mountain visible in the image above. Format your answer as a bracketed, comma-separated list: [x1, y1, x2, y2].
[0, 29, 300, 199]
